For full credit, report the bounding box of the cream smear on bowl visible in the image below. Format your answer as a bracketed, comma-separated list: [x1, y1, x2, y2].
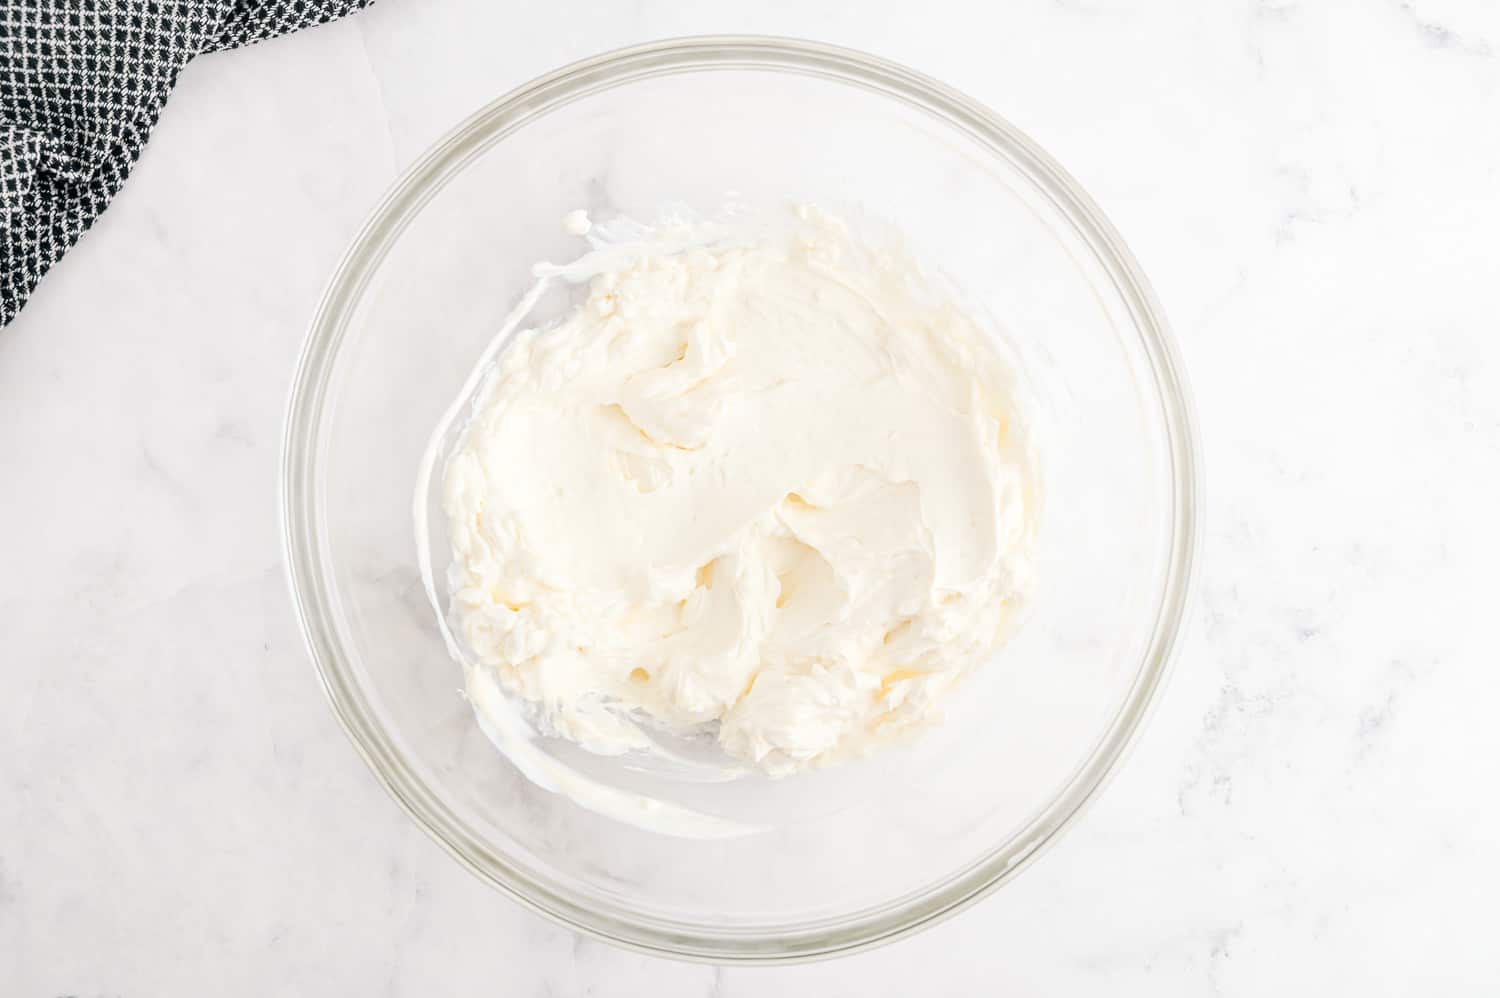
[417, 204, 1040, 836]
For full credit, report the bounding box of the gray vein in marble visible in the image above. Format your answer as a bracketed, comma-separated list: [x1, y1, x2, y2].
[1246, 0, 1299, 74]
[1394, 1, 1495, 58]
[355, 19, 401, 173]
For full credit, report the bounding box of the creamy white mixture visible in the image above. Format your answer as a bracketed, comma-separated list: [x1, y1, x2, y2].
[436, 205, 1038, 785]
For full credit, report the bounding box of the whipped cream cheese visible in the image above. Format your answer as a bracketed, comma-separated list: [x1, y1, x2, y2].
[434, 204, 1040, 787]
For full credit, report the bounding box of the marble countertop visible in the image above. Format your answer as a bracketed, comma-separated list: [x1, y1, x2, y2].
[4, 1, 1498, 993]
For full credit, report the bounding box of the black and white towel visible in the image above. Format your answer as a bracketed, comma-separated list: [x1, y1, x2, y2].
[0, 0, 373, 326]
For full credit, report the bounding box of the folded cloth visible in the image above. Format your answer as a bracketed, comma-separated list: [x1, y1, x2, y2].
[0, 0, 373, 326]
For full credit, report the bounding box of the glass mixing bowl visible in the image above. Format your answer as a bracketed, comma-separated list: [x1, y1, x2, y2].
[282, 36, 1199, 962]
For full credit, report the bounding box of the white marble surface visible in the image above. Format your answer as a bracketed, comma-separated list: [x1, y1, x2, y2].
[4, 1, 1499, 992]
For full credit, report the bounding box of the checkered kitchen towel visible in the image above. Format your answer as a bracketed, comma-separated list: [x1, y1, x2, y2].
[0, 0, 373, 326]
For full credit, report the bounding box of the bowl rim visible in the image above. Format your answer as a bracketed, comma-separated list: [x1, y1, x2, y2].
[281, 33, 1201, 964]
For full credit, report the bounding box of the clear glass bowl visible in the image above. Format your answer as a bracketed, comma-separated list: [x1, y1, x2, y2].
[282, 36, 1198, 963]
